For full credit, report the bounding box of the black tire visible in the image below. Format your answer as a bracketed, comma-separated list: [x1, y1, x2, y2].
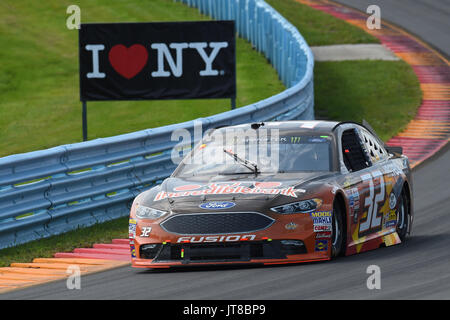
[331, 200, 345, 258]
[396, 188, 410, 241]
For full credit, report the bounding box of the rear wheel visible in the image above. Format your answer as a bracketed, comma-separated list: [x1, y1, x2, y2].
[396, 188, 410, 241]
[331, 200, 344, 258]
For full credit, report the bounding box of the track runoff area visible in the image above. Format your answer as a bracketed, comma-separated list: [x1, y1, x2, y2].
[1, 0, 449, 304]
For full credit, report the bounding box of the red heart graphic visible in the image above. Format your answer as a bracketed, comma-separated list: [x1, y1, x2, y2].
[108, 44, 148, 79]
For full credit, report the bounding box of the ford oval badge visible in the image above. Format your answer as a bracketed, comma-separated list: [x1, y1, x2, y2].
[199, 201, 236, 210]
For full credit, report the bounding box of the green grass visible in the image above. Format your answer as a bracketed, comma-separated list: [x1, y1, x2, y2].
[0, 0, 285, 157]
[0, 217, 128, 268]
[314, 60, 421, 142]
[265, 0, 379, 46]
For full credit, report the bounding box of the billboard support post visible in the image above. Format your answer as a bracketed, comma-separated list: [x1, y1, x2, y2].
[231, 97, 236, 110]
[82, 100, 87, 141]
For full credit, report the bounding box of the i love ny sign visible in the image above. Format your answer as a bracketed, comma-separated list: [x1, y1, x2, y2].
[79, 21, 236, 101]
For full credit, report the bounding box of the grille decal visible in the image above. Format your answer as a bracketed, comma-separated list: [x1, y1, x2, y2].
[160, 212, 275, 235]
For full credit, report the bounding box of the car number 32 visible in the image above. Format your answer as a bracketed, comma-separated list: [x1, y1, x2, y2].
[359, 171, 385, 234]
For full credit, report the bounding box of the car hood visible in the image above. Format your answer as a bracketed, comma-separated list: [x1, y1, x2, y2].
[141, 172, 336, 212]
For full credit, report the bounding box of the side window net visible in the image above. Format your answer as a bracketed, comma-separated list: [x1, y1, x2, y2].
[342, 129, 370, 172]
[362, 131, 386, 162]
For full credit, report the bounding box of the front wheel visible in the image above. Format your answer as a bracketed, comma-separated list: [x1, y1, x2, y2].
[331, 200, 344, 258]
[396, 188, 410, 241]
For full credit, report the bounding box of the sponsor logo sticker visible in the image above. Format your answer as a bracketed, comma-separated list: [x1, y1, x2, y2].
[384, 209, 397, 228]
[199, 201, 236, 210]
[315, 240, 328, 251]
[310, 211, 332, 225]
[130, 244, 136, 258]
[154, 182, 305, 201]
[314, 225, 332, 232]
[316, 232, 332, 239]
[389, 193, 397, 210]
[285, 222, 298, 230]
[129, 218, 137, 239]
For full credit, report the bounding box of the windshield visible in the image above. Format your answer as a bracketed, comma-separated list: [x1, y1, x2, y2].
[174, 130, 333, 177]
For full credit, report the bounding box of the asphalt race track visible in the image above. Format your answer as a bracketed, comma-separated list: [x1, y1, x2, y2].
[2, 143, 449, 300]
[333, 0, 450, 58]
[2, 1, 449, 300]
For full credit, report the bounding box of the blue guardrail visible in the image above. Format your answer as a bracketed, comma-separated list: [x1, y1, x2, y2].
[0, 0, 314, 249]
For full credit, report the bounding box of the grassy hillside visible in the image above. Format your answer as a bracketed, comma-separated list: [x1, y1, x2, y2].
[266, 0, 378, 45]
[0, 0, 285, 157]
[314, 60, 421, 141]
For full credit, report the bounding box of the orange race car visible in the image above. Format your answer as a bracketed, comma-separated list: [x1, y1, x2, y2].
[128, 121, 413, 269]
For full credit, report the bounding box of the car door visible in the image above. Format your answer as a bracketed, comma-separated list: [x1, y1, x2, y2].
[359, 128, 399, 233]
[340, 127, 385, 240]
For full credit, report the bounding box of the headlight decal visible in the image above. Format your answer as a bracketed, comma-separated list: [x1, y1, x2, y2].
[270, 198, 323, 214]
[135, 205, 167, 220]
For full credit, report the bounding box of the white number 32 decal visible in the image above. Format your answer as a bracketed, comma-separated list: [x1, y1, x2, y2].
[140, 227, 152, 237]
[359, 171, 385, 234]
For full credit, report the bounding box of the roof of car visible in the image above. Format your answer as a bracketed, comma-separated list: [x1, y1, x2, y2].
[219, 120, 343, 133]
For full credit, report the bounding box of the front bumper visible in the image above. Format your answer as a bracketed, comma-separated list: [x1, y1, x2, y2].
[130, 208, 333, 268]
[131, 237, 330, 268]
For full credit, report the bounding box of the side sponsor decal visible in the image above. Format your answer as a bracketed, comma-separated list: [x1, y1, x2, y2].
[314, 225, 332, 232]
[129, 218, 137, 239]
[310, 211, 333, 233]
[130, 244, 136, 258]
[310, 211, 332, 224]
[316, 232, 332, 239]
[383, 209, 397, 228]
[315, 240, 328, 252]
[345, 187, 360, 224]
[389, 193, 397, 210]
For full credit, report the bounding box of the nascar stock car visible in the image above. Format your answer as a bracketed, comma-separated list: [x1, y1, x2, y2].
[128, 120, 413, 268]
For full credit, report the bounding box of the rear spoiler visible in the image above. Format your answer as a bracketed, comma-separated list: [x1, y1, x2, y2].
[385, 146, 403, 155]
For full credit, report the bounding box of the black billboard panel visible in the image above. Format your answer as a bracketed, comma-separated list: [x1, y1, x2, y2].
[79, 21, 236, 101]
